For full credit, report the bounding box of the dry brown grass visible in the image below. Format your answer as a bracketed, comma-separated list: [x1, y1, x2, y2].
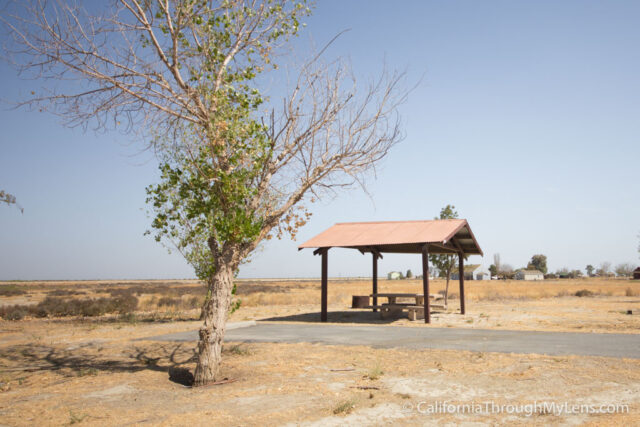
[227, 277, 640, 334]
[237, 277, 640, 307]
[2, 277, 639, 333]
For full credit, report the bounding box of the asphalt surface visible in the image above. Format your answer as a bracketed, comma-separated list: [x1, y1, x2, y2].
[148, 322, 640, 358]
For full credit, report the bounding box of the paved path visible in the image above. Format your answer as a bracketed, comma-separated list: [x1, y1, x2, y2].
[148, 323, 640, 359]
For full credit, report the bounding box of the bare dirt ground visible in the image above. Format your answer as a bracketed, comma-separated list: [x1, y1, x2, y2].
[1, 278, 639, 425]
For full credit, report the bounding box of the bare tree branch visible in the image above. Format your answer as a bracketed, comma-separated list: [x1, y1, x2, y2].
[2, 0, 410, 386]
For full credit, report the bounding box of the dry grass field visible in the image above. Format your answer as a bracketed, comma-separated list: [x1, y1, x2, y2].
[1, 277, 639, 425]
[2, 277, 639, 334]
[233, 277, 640, 334]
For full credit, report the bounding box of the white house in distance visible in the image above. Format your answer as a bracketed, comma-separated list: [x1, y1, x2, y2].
[451, 264, 489, 281]
[387, 270, 439, 280]
[387, 271, 402, 280]
[515, 270, 544, 281]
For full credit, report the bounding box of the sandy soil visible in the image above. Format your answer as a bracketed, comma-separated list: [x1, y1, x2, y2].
[0, 320, 638, 426]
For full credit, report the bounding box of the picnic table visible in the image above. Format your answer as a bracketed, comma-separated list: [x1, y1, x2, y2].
[369, 293, 446, 321]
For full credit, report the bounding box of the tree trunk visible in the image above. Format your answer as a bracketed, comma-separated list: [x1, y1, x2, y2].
[193, 261, 235, 386]
[199, 288, 212, 321]
[444, 274, 450, 306]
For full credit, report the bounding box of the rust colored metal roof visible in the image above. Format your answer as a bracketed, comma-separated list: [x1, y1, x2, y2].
[298, 219, 483, 255]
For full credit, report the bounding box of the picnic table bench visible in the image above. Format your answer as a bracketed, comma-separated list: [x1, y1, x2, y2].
[367, 293, 447, 321]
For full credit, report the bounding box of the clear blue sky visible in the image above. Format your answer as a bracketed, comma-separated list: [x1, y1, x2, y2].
[1, 0, 638, 280]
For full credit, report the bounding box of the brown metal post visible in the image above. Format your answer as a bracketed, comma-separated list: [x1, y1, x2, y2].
[422, 245, 431, 324]
[459, 253, 466, 315]
[372, 253, 378, 312]
[321, 249, 328, 322]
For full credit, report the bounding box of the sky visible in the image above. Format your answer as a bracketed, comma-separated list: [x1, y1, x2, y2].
[1, 0, 639, 280]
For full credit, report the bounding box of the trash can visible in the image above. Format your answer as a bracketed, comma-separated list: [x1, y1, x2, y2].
[352, 295, 370, 309]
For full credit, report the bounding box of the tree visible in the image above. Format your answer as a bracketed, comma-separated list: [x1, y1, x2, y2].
[527, 254, 547, 274]
[488, 264, 497, 277]
[406, 269, 413, 279]
[500, 263, 514, 279]
[585, 265, 594, 277]
[429, 205, 462, 304]
[0, 190, 23, 213]
[614, 263, 635, 277]
[493, 253, 501, 275]
[429, 266, 439, 278]
[5, 1, 408, 386]
[597, 262, 612, 277]
[501, 264, 513, 273]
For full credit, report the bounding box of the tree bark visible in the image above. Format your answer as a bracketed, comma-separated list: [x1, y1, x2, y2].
[193, 260, 235, 386]
[444, 274, 450, 306]
[199, 287, 212, 321]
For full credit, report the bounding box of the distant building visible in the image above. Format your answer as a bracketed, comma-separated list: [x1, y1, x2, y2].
[634, 267, 640, 280]
[451, 264, 489, 281]
[515, 270, 544, 281]
[387, 271, 402, 280]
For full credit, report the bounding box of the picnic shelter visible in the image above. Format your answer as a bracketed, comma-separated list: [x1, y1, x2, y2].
[298, 219, 483, 323]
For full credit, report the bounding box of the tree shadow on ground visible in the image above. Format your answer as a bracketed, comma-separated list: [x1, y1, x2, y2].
[0, 342, 197, 386]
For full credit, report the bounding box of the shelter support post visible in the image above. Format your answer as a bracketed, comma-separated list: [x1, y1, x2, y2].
[321, 249, 328, 322]
[459, 253, 466, 315]
[372, 253, 378, 312]
[422, 245, 431, 324]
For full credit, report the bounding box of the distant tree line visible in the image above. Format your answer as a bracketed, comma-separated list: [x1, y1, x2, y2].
[488, 253, 636, 279]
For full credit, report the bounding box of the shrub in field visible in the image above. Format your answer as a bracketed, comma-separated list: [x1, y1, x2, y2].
[0, 305, 29, 320]
[0, 295, 139, 319]
[0, 285, 26, 296]
[223, 344, 252, 356]
[364, 365, 384, 380]
[112, 294, 138, 314]
[48, 289, 86, 296]
[157, 297, 182, 308]
[188, 296, 202, 309]
[119, 312, 138, 323]
[575, 289, 594, 297]
[436, 290, 457, 300]
[0, 304, 35, 320]
[626, 287, 639, 297]
[333, 399, 356, 415]
[7, 307, 28, 320]
[35, 297, 73, 316]
[105, 284, 204, 298]
[107, 288, 136, 297]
